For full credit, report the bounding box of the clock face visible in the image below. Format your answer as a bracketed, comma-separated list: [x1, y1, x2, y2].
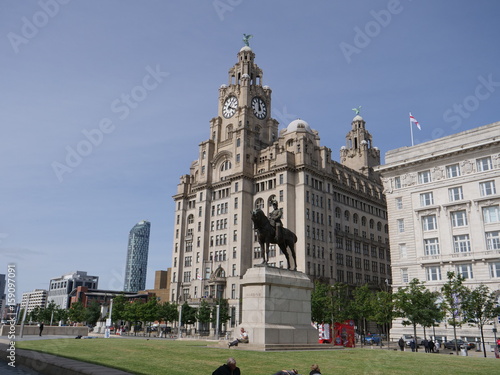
[222, 96, 238, 118]
[252, 97, 267, 119]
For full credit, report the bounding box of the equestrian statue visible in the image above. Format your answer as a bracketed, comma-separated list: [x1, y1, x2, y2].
[251, 200, 298, 270]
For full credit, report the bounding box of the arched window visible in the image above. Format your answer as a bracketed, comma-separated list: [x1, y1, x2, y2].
[220, 160, 232, 171]
[369, 219, 374, 229]
[377, 222, 382, 231]
[187, 214, 194, 224]
[335, 207, 342, 218]
[353, 213, 359, 224]
[255, 198, 264, 210]
[361, 216, 367, 226]
[344, 210, 350, 221]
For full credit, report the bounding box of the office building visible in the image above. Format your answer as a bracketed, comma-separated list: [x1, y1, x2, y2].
[20, 289, 48, 314]
[124, 220, 151, 292]
[376, 121, 500, 342]
[47, 271, 99, 310]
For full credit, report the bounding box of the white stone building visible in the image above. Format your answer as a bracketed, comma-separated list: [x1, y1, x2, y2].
[20, 289, 48, 314]
[47, 271, 99, 310]
[376, 121, 500, 343]
[169, 45, 390, 330]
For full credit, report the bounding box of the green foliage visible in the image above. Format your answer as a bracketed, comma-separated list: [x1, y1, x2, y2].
[111, 294, 128, 323]
[196, 299, 212, 324]
[84, 300, 102, 326]
[441, 271, 467, 328]
[68, 302, 86, 323]
[157, 301, 178, 324]
[181, 302, 197, 325]
[311, 280, 332, 324]
[350, 284, 375, 335]
[330, 282, 352, 324]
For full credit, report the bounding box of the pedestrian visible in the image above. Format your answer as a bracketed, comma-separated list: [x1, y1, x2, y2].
[410, 339, 416, 352]
[309, 364, 321, 375]
[434, 340, 440, 353]
[38, 322, 44, 336]
[212, 357, 241, 375]
[398, 337, 405, 351]
[429, 339, 435, 353]
[423, 338, 429, 353]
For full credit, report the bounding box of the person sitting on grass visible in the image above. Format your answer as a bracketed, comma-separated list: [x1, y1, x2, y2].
[309, 364, 321, 375]
[273, 369, 301, 375]
[213, 357, 241, 375]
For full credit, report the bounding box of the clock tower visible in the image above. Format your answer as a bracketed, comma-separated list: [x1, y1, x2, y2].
[206, 45, 279, 178]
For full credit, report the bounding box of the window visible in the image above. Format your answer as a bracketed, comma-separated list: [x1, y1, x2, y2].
[235, 182, 239, 192]
[426, 266, 441, 281]
[448, 186, 464, 202]
[446, 164, 461, 178]
[476, 157, 492, 172]
[255, 198, 264, 210]
[401, 268, 409, 283]
[424, 238, 440, 255]
[451, 210, 468, 227]
[480, 181, 496, 196]
[420, 192, 434, 206]
[453, 234, 471, 253]
[418, 170, 432, 184]
[486, 231, 500, 250]
[394, 176, 401, 189]
[279, 174, 284, 184]
[483, 206, 500, 223]
[399, 244, 407, 258]
[422, 215, 437, 231]
[397, 219, 404, 233]
[490, 262, 500, 278]
[396, 197, 403, 210]
[456, 264, 473, 279]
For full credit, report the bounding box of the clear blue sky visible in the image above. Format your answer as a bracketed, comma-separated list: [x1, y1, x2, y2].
[1, 0, 499, 300]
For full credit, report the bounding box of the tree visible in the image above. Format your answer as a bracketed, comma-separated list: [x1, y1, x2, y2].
[157, 301, 178, 325]
[371, 290, 394, 348]
[461, 284, 500, 357]
[140, 298, 158, 336]
[330, 282, 352, 325]
[124, 300, 144, 335]
[84, 300, 102, 326]
[393, 278, 439, 352]
[68, 302, 86, 323]
[441, 271, 467, 355]
[311, 281, 333, 325]
[196, 299, 212, 334]
[111, 294, 128, 326]
[212, 298, 230, 334]
[351, 284, 375, 343]
[181, 302, 197, 326]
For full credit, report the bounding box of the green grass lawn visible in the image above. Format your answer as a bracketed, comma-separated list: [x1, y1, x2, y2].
[17, 338, 499, 375]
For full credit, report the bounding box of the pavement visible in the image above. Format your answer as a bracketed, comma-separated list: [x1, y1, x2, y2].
[0, 335, 134, 375]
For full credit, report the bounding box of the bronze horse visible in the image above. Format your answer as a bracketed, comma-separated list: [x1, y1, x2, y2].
[251, 209, 298, 270]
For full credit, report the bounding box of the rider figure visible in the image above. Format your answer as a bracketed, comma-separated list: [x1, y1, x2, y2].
[268, 199, 283, 242]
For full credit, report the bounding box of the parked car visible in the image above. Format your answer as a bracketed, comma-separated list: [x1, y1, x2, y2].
[404, 335, 423, 347]
[443, 339, 475, 350]
[364, 334, 384, 345]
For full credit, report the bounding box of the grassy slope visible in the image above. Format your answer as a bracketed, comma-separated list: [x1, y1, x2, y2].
[16, 339, 499, 375]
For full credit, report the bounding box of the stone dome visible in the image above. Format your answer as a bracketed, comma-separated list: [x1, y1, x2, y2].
[286, 119, 314, 134]
[353, 114, 364, 121]
[240, 46, 252, 52]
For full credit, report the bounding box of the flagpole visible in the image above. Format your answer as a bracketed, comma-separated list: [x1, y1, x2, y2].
[409, 113, 414, 146]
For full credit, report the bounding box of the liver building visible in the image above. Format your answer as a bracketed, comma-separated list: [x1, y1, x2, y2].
[169, 43, 390, 328]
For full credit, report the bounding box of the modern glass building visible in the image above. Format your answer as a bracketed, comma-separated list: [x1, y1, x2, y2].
[124, 220, 151, 292]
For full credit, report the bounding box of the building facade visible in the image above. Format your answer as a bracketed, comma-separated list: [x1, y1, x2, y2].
[47, 271, 99, 310]
[169, 45, 391, 328]
[144, 269, 171, 303]
[0, 274, 6, 320]
[124, 220, 151, 293]
[376, 121, 500, 342]
[20, 289, 48, 314]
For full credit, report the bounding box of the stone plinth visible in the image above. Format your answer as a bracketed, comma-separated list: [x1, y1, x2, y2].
[239, 266, 317, 350]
